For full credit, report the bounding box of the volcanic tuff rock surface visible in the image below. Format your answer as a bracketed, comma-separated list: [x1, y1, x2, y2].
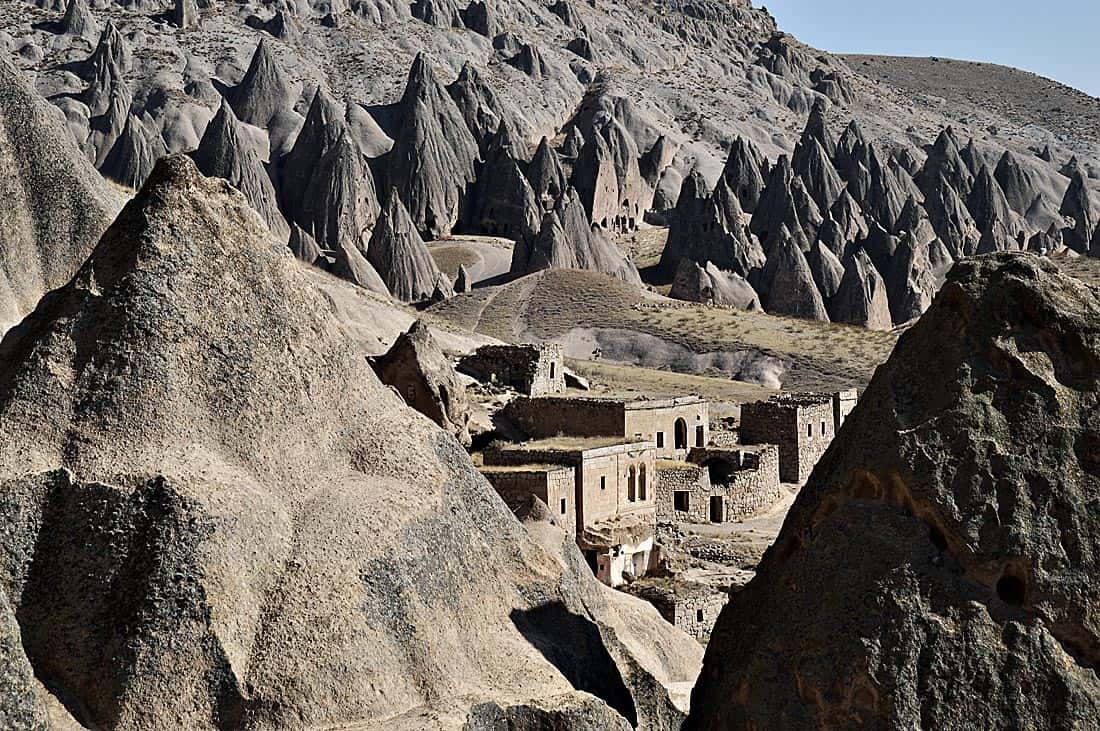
[0, 54, 121, 334]
[3, 0, 1098, 309]
[688, 253, 1100, 729]
[0, 155, 700, 729]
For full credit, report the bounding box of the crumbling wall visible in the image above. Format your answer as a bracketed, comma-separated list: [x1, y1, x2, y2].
[657, 445, 781, 523]
[672, 592, 729, 641]
[482, 468, 576, 534]
[503, 398, 626, 439]
[457, 344, 565, 395]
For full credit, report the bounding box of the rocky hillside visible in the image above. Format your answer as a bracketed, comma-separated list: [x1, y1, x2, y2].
[688, 253, 1100, 728]
[0, 154, 701, 729]
[1, 0, 1097, 315]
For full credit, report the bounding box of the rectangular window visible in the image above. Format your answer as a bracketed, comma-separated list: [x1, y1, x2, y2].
[560, 498, 567, 515]
[696, 425, 705, 447]
[600, 476, 606, 490]
[821, 420, 827, 436]
[656, 432, 665, 448]
[696, 609, 704, 623]
[674, 491, 689, 511]
[807, 423, 813, 438]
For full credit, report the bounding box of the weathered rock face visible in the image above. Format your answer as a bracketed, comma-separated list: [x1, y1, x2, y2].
[368, 189, 450, 302]
[0, 155, 700, 730]
[371, 320, 471, 446]
[382, 54, 479, 239]
[689, 253, 1100, 730]
[512, 187, 641, 285]
[669, 258, 761, 311]
[0, 55, 121, 334]
[191, 99, 291, 240]
[100, 112, 167, 190]
[829, 249, 892, 330]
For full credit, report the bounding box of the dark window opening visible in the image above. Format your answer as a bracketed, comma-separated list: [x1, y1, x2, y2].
[674, 491, 689, 512]
[549, 362, 556, 379]
[821, 420, 826, 435]
[807, 423, 813, 437]
[656, 432, 665, 448]
[696, 425, 705, 447]
[997, 575, 1026, 606]
[696, 609, 704, 623]
[705, 459, 733, 484]
[560, 498, 567, 515]
[600, 476, 607, 490]
[674, 418, 688, 450]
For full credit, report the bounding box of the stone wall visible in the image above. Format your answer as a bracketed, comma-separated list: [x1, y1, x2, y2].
[623, 397, 709, 459]
[457, 344, 565, 395]
[656, 444, 781, 523]
[482, 467, 576, 535]
[503, 397, 627, 439]
[741, 395, 835, 483]
[671, 591, 729, 641]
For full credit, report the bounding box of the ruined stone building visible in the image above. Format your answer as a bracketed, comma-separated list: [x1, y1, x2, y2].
[740, 392, 851, 482]
[627, 580, 730, 642]
[656, 444, 781, 524]
[457, 343, 565, 395]
[482, 437, 657, 586]
[480, 464, 576, 534]
[503, 395, 709, 459]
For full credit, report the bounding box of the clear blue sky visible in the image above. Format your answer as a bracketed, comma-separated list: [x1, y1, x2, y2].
[760, 0, 1100, 97]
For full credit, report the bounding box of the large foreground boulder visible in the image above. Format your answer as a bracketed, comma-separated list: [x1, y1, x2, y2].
[688, 253, 1100, 729]
[0, 55, 121, 333]
[0, 155, 700, 729]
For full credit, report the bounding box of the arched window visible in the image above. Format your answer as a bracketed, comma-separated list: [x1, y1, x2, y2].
[674, 418, 688, 450]
[627, 466, 636, 502]
[639, 464, 647, 501]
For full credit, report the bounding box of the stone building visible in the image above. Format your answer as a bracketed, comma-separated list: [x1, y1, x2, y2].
[628, 580, 730, 642]
[656, 444, 781, 524]
[457, 343, 565, 395]
[833, 388, 858, 429]
[481, 464, 576, 535]
[503, 395, 709, 459]
[740, 393, 836, 483]
[483, 437, 657, 586]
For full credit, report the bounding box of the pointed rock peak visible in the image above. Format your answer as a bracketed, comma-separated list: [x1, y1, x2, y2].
[368, 189, 444, 303]
[1038, 144, 1054, 162]
[86, 19, 131, 76]
[960, 138, 980, 175]
[401, 52, 444, 106]
[722, 136, 766, 213]
[830, 248, 892, 330]
[838, 119, 865, 148]
[759, 224, 829, 322]
[1061, 155, 1082, 178]
[61, 0, 98, 38]
[101, 112, 165, 190]
[508, 42, 549, 78]
[229, 39, 293, 127]
[801, 97, 835, 156]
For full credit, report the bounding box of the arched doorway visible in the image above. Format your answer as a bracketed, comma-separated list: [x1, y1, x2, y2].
[674, 418, 688, 450]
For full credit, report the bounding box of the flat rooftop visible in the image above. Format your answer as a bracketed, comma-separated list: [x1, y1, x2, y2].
[499, 436, 653, 453]
[479, 464, 571, 474]
[514, 395, 708, 409]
